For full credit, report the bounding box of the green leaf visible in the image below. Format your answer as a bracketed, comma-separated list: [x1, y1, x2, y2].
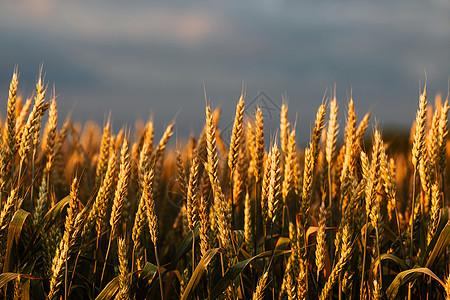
[180, 248, 220, 300]
[39, 195, 71, 232]
[95, 276, 119, 300]
[210, 249, 293, 299]
[3, 209, 32, 273]
[423, 208, 450, 268]
[140, 262, 158, 284]
[0, 273, 19, 289]
[386, 267, 445, 299]
[233, 230, 245, 251]
[275, 237, 290, 250]
[168, 226, 199, 270]
[0, 273, 40, 289]
[374, 253, 409, 271]
[21, 196, 70, 256]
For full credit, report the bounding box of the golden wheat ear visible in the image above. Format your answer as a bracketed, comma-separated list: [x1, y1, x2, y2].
[228, 93, 245, 173]
[280, 103, 290, 156]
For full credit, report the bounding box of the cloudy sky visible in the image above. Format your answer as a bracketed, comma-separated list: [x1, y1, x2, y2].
[1, 0, 449, 143]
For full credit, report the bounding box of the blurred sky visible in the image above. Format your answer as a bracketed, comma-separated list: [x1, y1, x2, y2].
[1, 0, 450, 144]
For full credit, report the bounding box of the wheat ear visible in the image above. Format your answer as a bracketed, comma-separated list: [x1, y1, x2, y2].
[267, 143, 282, 228]
[427, 184, 440, 244]
[3, 69, 18, 186]
[253, 107, 265, 184]
[438, 100, 449, 181]
[282, 129, 298, 203]
[315, 201, 327, 277]
[311, 103, 327, 165]
[186, 149, 199, 231]
[252, 269, 269, 300]
[319, 224, 352, 300]
[280, 103, 290, 155]
[228, 92, 245, 172]
[115, 237, 130, 300]
[94, 117, 111, 189]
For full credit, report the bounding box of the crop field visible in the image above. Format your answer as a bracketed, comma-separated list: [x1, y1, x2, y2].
[0, 69, 449, 299]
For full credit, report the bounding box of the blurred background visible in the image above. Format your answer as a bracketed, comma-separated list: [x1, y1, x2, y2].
[0, 0, 449, 144]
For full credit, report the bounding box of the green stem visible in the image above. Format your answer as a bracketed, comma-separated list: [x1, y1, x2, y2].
[191, 229, 195, 276]
[92, 234, 100, 296]
[410, 168, 417, 264]
[328, 164, 333, 222]
[408, 168, 417, 300]
[31, 149, 35, 206]
[360, 213, 368, 300]
[375, 226, 382, 290]
[154, 242, 164, 300]
[65, 259, 68, 300]
[100, 231, 113, 287]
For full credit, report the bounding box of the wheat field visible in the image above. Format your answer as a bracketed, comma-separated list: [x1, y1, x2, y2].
[0, 69, 449, 299]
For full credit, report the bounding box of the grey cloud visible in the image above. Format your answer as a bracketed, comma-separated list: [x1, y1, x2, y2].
[0, 0, 449, 141]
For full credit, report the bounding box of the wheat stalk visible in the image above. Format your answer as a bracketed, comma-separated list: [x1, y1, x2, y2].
[410, 87, 428, 276]
[319, 224, 352, 300]
[142, 169, 164, 300]
[48, 178, 79, 300]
